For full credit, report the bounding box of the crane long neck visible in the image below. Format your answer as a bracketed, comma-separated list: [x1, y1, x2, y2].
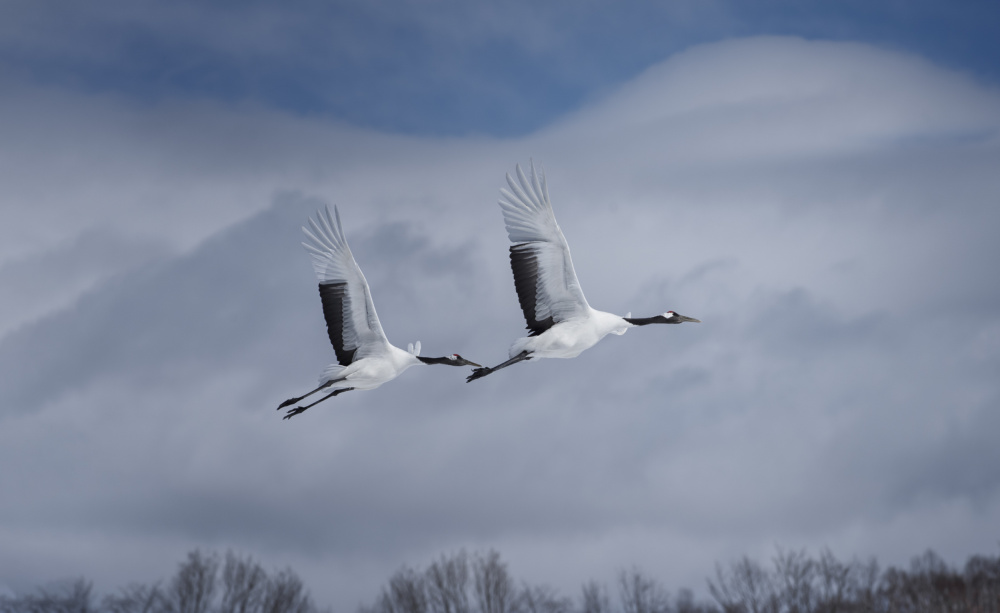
[623, 316, 669, 326]
[416, 356, 453, 365]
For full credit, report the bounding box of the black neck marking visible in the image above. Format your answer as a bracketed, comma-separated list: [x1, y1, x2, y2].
[624, 315, 674, 326]
[417, 356, 454, 365]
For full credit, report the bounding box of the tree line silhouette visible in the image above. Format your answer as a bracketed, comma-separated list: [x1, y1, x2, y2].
[2, 547, 999, 613]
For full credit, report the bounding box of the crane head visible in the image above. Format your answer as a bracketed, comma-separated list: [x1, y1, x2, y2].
[662, 311, 700, 324]
[448, 354, 482, 367]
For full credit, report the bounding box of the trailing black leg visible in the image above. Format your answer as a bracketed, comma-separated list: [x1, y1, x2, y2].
[466, 351, 531, 382]
[276, 380, 335, 410]
[282, 387, 355, 420]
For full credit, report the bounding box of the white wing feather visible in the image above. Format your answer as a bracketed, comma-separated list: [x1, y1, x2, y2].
[301, 206, 389, 360]
[498, 161, 590, 325]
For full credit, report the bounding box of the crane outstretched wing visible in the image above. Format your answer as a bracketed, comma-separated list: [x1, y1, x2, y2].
[498, 161, 590, 336]
[302, 206, 389, 365]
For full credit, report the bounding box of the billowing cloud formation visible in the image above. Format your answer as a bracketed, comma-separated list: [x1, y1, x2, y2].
[1, 37, 999, 610]
[3, 1, 999, 136]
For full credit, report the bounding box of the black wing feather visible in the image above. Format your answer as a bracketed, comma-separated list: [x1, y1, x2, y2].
[318, 282, 357, 366]
[509, 244, 555, 336]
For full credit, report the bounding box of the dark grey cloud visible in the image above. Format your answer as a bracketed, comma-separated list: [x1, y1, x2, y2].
[3, 1, 1000, 136]
[1, 37, 1000, 611]
[0, 228, 168, 337]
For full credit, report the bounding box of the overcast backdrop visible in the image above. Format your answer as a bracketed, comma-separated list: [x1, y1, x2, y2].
[2, 1, 999, 611]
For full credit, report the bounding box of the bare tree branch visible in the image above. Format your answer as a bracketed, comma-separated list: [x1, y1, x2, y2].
[426, 553, 470, 613]
[616, 567, 670, 613]
[166, 551, 219, 613]
[580, 581, 610, 613]
[472, 551, 516, 613]
[103, 583, 164, 613]
[219, 552, 267, 613]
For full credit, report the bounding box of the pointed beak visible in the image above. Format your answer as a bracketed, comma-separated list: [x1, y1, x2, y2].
[676, 314, 701, 323]
[459, 358, 482, 368]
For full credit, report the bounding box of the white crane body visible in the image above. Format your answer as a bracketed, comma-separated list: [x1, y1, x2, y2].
[509, 308, 629, 359]
[319, 345, 423, 391]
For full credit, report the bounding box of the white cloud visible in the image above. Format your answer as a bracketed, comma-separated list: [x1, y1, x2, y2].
[1, 37, 999, 609]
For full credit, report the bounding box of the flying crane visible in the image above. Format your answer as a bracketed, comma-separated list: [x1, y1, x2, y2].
[467, 161, 699, 382]
[279, 206, 480, 418]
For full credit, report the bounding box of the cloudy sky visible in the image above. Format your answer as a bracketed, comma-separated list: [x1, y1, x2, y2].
[2, 0, 1000, 609]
